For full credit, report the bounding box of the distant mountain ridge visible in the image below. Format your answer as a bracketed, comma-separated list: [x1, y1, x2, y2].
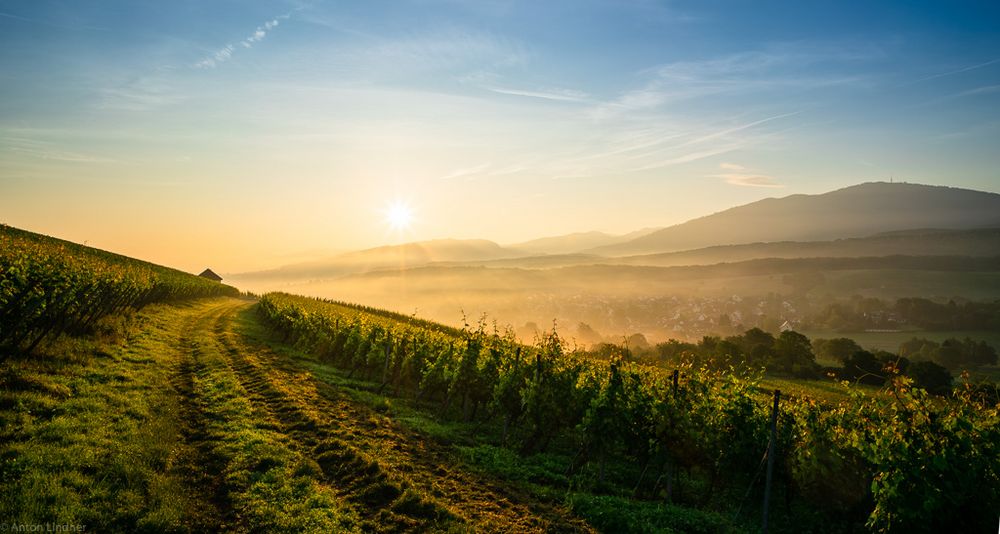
[590, 182, 1000, 256]
[509, 228, 660, 255]
[233, 238, 522, 280]
[436, 227, 1000, 270]
[235, 182, 1000, 280]
[612, 227, 1000, 267]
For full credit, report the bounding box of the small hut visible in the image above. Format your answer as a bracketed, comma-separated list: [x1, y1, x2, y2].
[198, 268, 223, 282]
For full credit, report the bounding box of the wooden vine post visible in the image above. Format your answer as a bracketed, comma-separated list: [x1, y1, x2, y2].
[762, 389, 781, 533]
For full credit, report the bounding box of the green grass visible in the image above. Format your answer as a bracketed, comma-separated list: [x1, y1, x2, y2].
[758, 375, 888, 404]
[186, 312, 361, 533]
[0, 305, 211, 531]
[0, 299, 361, 533]
[565, 493, 752, 534]
[230, 305, 490, 446]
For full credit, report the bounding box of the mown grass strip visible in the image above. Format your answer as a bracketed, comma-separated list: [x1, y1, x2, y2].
[182, 301, 362, 533]
[0, 303, 218, 532]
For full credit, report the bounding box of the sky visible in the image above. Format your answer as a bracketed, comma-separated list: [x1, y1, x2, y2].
[1, 0, 999, 272]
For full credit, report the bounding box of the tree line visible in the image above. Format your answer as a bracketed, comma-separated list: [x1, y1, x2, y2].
[807, 296, 1000, 331]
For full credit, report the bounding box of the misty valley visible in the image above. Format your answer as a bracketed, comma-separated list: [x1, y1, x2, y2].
[6, 180, 999, 533]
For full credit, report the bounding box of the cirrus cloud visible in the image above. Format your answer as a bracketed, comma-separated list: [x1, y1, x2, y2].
[710, 163, 783, 188]
[195, 16, 285, 69]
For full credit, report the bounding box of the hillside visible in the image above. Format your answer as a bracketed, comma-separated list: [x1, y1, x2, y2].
[591, 182, 1000, 256]
[429, 228, 1000, 271]
[236, 182, 1000, 281]
[0, 224, 239, 354]
[232, 238, 523, 281]
[614, 227, 1000, 267]
[338, 255, 1000, 295]
[509, 228, 660, 255]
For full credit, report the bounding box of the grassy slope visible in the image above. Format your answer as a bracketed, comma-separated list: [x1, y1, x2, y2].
[1, 306, 213, 531]
[2, 294, 761, 533]
[3, 297, 619, 532]
[1, 299, 361, 533]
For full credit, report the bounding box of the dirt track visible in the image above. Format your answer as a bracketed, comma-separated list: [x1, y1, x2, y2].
[169, 298, 591, 533]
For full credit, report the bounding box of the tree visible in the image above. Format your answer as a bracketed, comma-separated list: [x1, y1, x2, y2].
[908, 360, 952, 395]
[841, 350, 886, 386]
[773, 330, 819, 377]
[654, 339, 697, 363]
[740, 327, 775, 366]
[898, 337, 940, 361]
[971, 340, 998, 367]
[813, 337, 863, 365]
[516, 322, 539, 342]
[626, 333, 650, 351]
[575, 322, 604, 347]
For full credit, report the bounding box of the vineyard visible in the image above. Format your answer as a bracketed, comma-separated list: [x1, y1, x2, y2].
[258, 292, 1000, 533]
[0, 224, 239, 354]
[2, 225, 998, 532]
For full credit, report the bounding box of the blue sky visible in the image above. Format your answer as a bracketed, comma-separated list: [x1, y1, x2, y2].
[1, 0, 999, 270]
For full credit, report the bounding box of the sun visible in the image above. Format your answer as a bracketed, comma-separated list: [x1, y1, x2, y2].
[384, 200, 414, 231]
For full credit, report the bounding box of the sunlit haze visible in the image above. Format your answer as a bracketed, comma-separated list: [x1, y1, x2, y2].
[1, 1, 999, 272]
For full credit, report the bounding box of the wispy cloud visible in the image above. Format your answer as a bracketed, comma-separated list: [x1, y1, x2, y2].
[708, 163, 783, 188]
[468, 109, 798, 181]
[439, 162, 492, 180]
[956, 84, 1000, 97]
[485, 86, 591, 103]
[195, 16, 286, 68]
[242, 19, 280, 48]
[352, 30, 528, 75]
[0, 11, 32, 22]
[598, 112, 797, 173]
[98, 68, 180, 111]
[0, 10, 109, 31]
[1, 136, 117, 163]
[629, 144, 745, 172]
[913, 82, 1000, 108]
[714, 173, 784, 188]
[667, 111, 801, 150]
[591, 45, 875, 119]
[909, 58, 1000, 84]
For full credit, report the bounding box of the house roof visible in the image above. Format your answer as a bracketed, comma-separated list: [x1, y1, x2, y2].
[198, 268, 223, 281]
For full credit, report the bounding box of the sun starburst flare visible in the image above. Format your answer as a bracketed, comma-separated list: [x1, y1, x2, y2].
[384, 200, 414, 231]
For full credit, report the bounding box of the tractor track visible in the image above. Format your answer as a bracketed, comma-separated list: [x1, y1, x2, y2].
[156, 298, 590, 532]
[209, 303, 592, 533]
